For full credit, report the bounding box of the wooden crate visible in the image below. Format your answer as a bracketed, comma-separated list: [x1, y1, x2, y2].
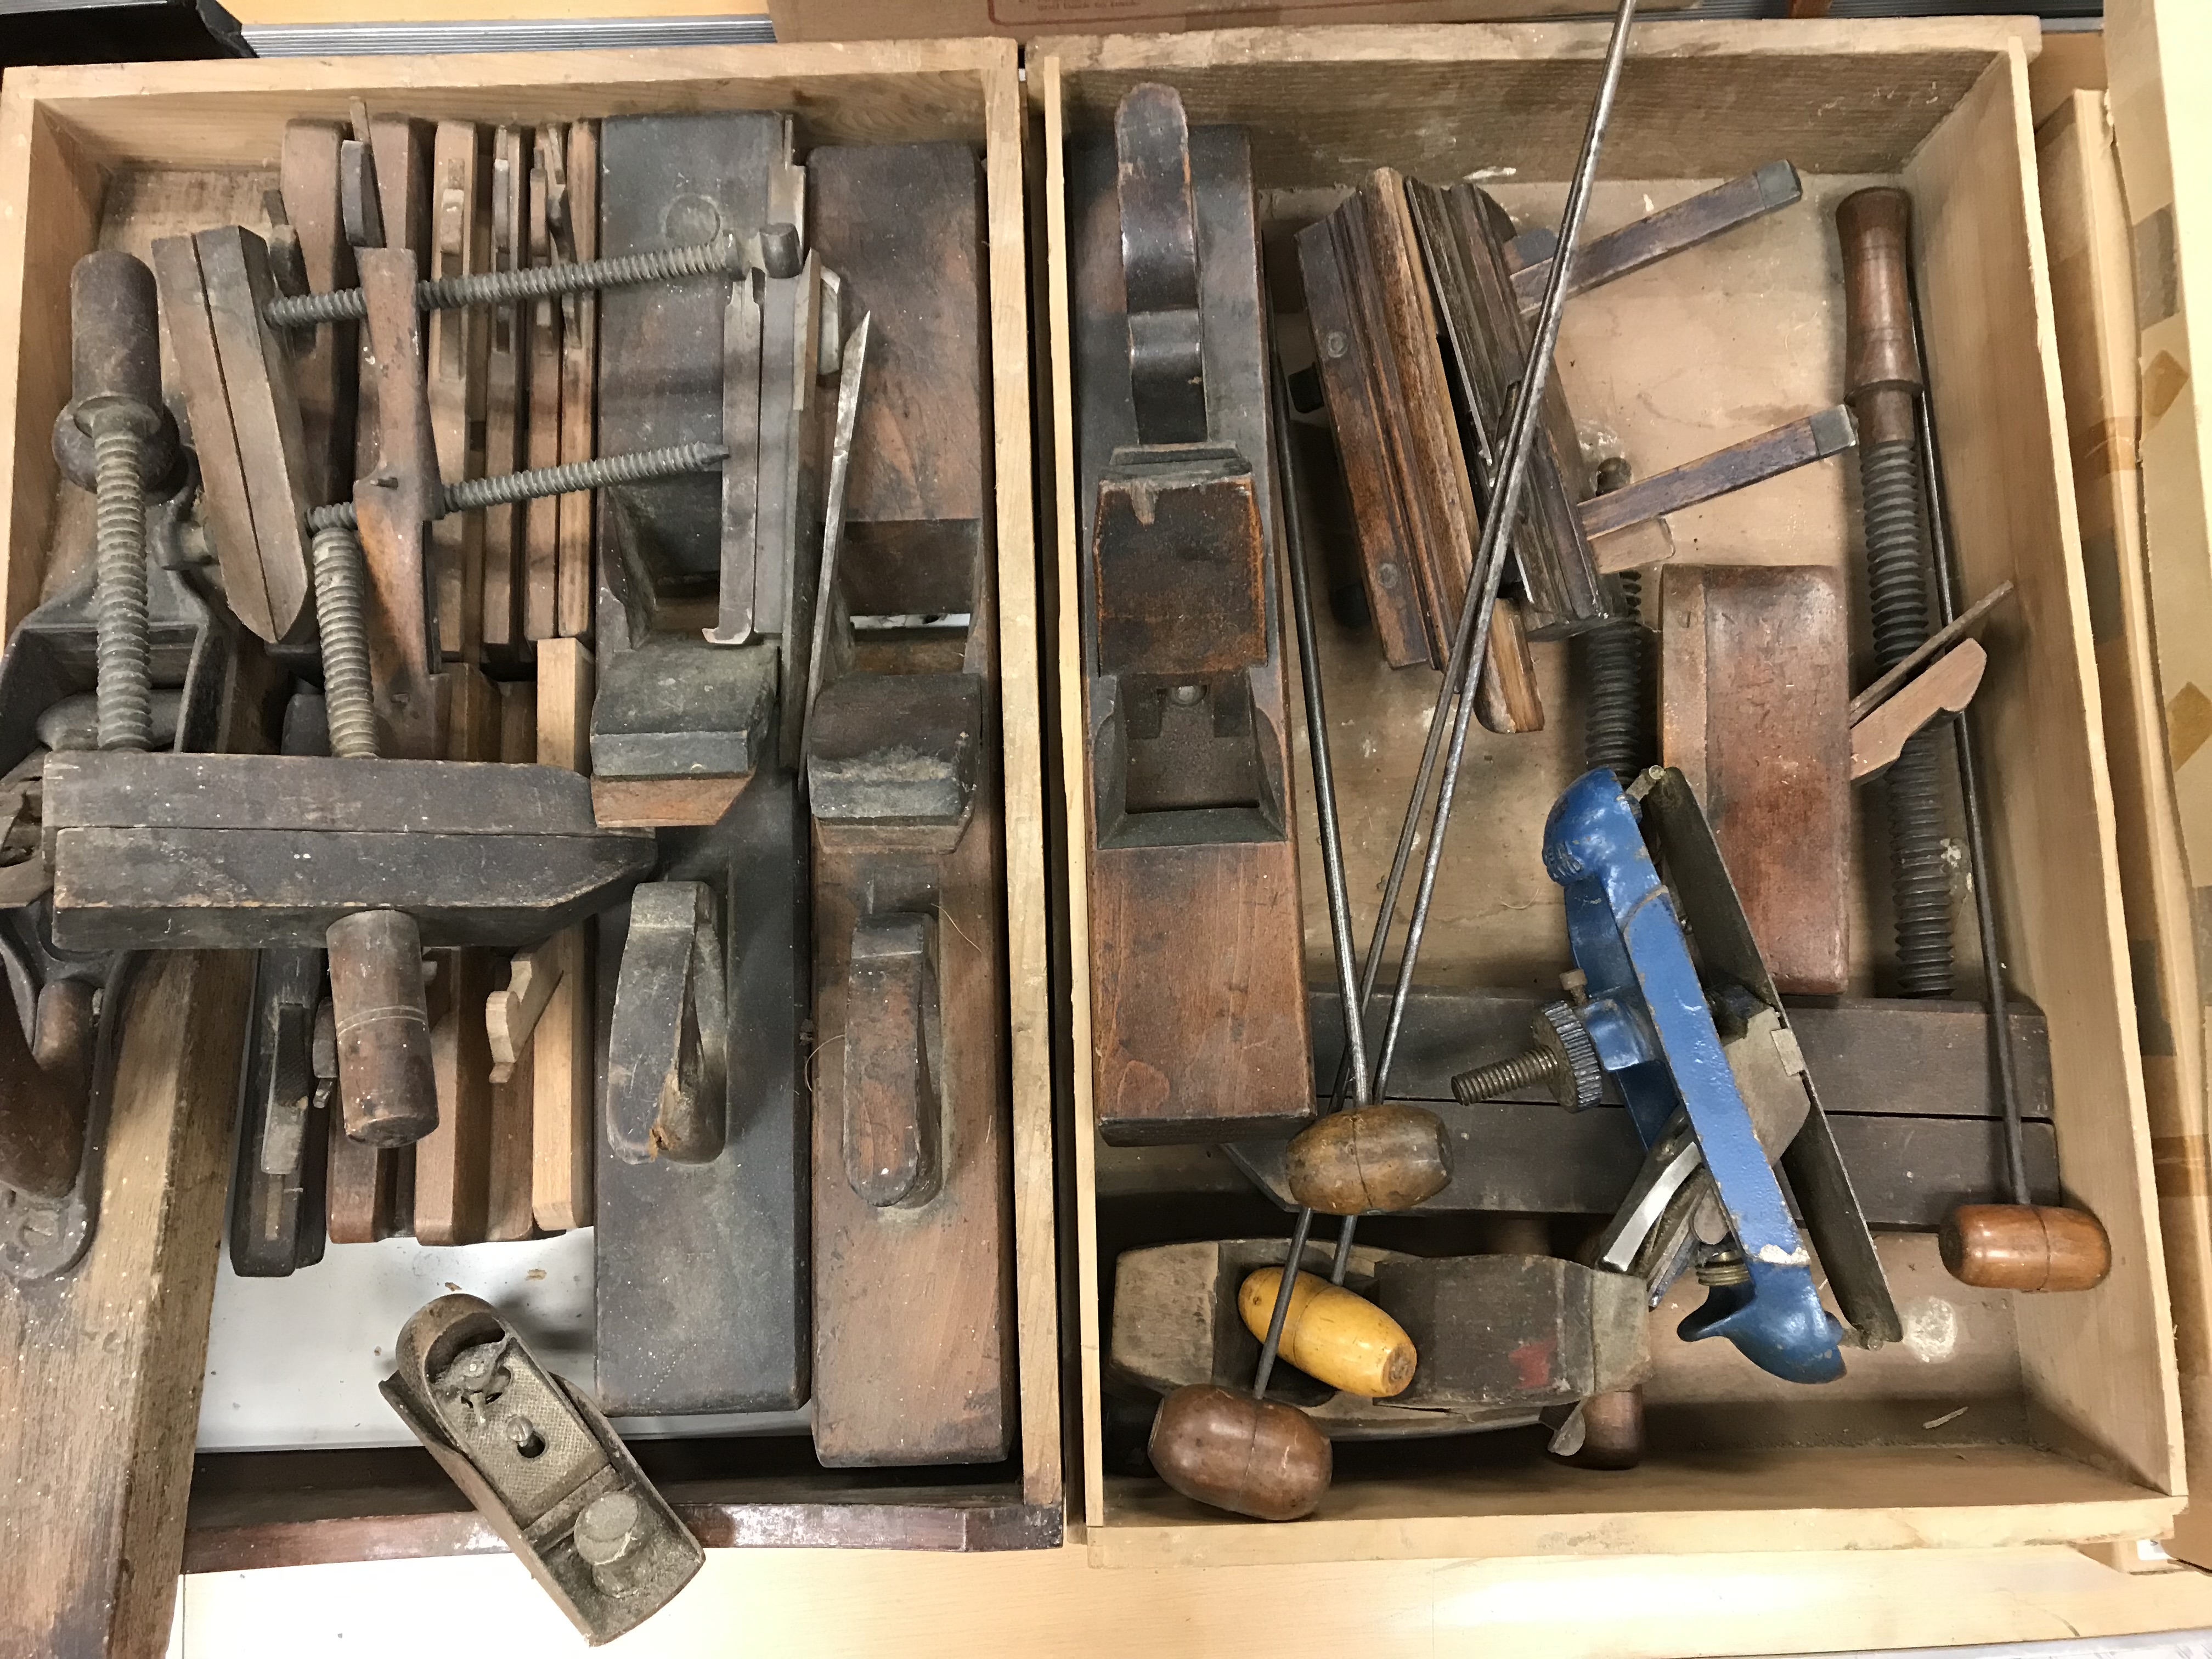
[0, 40, 1060, 1656]
[2090, 0, 2212, 1573]
[1036, 18, 2185, 1567]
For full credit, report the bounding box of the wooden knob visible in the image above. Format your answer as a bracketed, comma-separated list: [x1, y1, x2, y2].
[1940, 1203, 2111, 1293]
[1285, 1102, 1452, 1215]
[326, 908, 438, 1147]
[1238, 1267, 1417, 1398]
[1148, 1384, 1330, 1521]
[1556, 1387, 1644, 1470]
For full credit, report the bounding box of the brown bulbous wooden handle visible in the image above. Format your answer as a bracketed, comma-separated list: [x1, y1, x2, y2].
[326, 908, 439, 1148]
[1148, 1385, 1330, 1521]
[1939, 1203, 2111, 1293]
[1238, 1267, 1418, 1398]
[1285, 1102, 1453, 1215]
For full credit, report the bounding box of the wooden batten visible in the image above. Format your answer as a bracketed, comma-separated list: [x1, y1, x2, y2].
[0, 40, 1060, 1622]
[1040, 19, 2180, 1563]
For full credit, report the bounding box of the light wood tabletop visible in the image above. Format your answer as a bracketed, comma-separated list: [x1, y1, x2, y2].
[176, 1540, 2212, 1658]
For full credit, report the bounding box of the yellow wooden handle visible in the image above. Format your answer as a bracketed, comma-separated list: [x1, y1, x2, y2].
[1238, 1268, 1417, 1398]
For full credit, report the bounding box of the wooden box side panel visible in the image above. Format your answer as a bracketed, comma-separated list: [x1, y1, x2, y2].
[1036, 53, 1107, 1536]
[1035, 19, 2036, 188]
[2038, 86, 2212, 1544]
[1908, 47, 2181, 1498]
[975, 50, 1065, 1513]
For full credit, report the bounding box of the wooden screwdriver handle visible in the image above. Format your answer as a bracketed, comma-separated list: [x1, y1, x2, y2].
[1837, 187, 1920, 447]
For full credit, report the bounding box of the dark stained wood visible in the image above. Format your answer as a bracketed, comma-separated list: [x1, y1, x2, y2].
[278, 120, 358, 512]
[1091, 454, 1268, 678]
[1660, 564, 1850, 996]
[0, 950, 253, 1659]
[481, 125, 529, 654]
[151, 234, 268, 637]
[1148, 1385, 1329, 1522]
[1404, 175, 1602, 642]
[196, 225, 316, 645]
[1578, 407, 1858, 543]
[1508, 161, 1804, 311]
[808, 143, 985, 558]
[522, 126, 563, 643]
[356, 245, 444, 761]
[428, 120, 489, 664]
[1941, 1204, 2112, 1293]
[811, 809, 1013, 1465]
[1090, 842, 1311, 1143]
[1294, 218, 1429, 666]
[1074, 100, 1312, 1148]
[183, 1488, 1059, 1571]
[1374, 1254, 1647, 1409]
[803, 138, 1013, 1469]
[555, 121, 597, 639]
[1297, 171, 1476, 669]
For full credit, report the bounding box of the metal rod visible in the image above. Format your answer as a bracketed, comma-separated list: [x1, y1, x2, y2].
[801, 312, 872, 754]
[1908, 282, 2030, 1207]
[1369, 0, 1639, 1098]
[1252, 0, 1639, 1396]
[1253, 353, 1369, 1396]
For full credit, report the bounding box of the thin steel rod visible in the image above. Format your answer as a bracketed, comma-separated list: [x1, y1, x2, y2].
[1252, 0, 1639, 1396]
[1369, 0, 1639, 1099]
[1254, 356, 1368, 1396]
[1908, 285, 2029, 1207]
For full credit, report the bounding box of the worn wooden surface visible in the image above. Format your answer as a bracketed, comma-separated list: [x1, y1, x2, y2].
[1660, 564, 1850, 995]
[0, 952, 254, 1659]
[522, 123, 563, 642]
[806, 137, 1014, 1468]
[480, 124, 527, 654]
[427, 119, 488, 664]
[555, 120, 596, 639]
[2056, 28, 2212, 1565]
[1071, 111, 1312, 1147]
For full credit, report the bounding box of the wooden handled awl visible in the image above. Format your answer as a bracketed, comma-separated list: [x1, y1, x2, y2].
[1283, 1101, 1452, 1214]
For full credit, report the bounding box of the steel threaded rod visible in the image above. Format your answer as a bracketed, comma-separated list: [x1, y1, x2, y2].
[1451, 1046, 1560, 1105]
[311, 524, 379, 760]
[1860, 435, 1954, 997]
[266, 232, 747, 328]
[91, 421, 152, 752]
[307, 442, 727, 533]
[1578, 569, 1652, 783]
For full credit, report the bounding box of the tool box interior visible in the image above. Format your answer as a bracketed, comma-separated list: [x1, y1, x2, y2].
[0, 41, 1060, 1572]
[1041, 18, 2183, 1565]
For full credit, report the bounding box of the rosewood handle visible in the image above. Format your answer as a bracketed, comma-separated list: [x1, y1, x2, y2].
[1837, 187, 1920, 447]
[1940, 1202, 2111, 1293]
[326, 907, 438, 1147]
[1148, 1384, 1331, 1522]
